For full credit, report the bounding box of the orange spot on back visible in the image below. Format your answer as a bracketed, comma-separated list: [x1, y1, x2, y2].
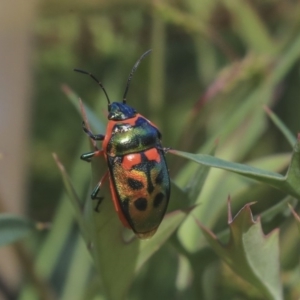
[122, 153, 142, 170]
[144, 148, 160, 163]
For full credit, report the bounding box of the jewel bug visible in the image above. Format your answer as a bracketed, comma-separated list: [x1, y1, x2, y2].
[74, 50, 170, 239]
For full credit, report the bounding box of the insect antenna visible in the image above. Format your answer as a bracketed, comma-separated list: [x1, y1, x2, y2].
[122, 49, 152, 104]
[74, 69, 111, 105]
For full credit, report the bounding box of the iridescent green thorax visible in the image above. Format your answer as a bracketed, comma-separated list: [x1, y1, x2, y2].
[106, 117, 161, 156]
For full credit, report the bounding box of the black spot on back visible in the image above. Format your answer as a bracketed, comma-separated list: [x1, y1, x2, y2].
[155, 169, 164, 185]
[134, 198, 148, 211]
[133, 152, 155, 194]
[127, 178, 144, 190]
[153, 193, 164, 208]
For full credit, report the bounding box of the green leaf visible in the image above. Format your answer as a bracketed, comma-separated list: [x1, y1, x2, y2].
[282, 135, 300, 195]
[171, 149, 284, 183]
[222, 0, 276, 54]
[264, 106, 296, 147]
[0, 214, 36, 247]
[53, 153, 90, 244]
[61, 84, 106, 132]
[185, 146, 215, 204]
[137, 206, 195, 271]
[213, 153, 291, 226]
[199, 200, 282, 300]
[216, 195, 295, 245]
[288, 204, 300, 234]
[167, 180, 190, 212]
[60, 236, 92, 300]
[171, 135, 300, 200]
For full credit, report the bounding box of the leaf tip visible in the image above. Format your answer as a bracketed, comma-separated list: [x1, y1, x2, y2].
[61, 84, 71, 95]
[227, 195, 233, 223]
[52, 153, 65, 172]
[195, 217, 218, 240]
[263, 105, 271, 115]
[288, 203, 300, 221]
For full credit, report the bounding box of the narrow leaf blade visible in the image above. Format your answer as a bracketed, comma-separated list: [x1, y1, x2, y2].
[0, 214, 36, 246]
[171, 149, 284, 187]
[288, 204, 300, 234]
[264, 106, 296, 147]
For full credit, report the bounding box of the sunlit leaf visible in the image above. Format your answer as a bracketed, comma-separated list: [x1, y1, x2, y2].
[171, 135, 300, 201]
[137, 206, 195, 270]
[185, 146, 215, 203]
[171, 149, 284, 183]
[198, 199, 282, 300]
[216, 195, 294, 245]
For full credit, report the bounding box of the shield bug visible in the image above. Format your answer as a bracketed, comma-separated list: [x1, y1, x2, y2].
[74, 50, 170, 239]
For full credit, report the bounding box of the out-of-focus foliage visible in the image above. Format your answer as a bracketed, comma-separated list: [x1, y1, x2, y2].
[0, 215, 36, 247]
[2, 0, 300, 299]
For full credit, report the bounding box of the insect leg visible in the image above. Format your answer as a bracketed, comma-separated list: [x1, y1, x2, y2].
[80, 150, 104, 162]
[82, 121, 105, 140]
[91, 171, 109, 212]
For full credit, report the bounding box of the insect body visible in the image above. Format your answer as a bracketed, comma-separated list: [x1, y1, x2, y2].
[75, 50, 170, 239]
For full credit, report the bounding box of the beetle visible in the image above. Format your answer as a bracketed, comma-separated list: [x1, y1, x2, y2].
[74, 50, 170, 239]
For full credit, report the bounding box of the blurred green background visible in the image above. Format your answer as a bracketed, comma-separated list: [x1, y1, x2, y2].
[1, 0, 300, 299]
[30, 0, 300, 219]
